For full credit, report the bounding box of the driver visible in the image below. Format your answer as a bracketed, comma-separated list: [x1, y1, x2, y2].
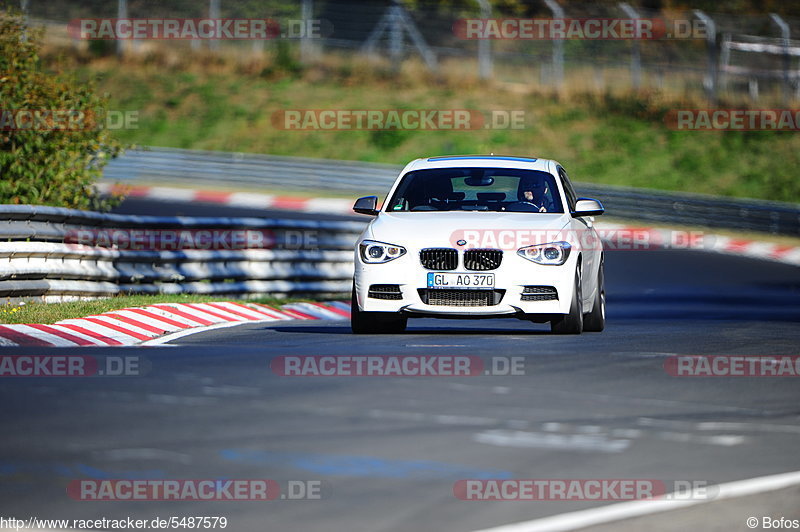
[519, 181, 549, 212]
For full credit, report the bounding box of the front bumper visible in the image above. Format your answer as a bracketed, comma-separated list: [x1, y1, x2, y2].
[354, 249, 577, 317]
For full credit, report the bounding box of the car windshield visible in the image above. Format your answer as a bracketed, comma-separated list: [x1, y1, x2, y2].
[386, 167, 564, 213]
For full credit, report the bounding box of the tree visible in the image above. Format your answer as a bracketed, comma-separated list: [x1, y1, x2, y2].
[0, 11, 123, 209]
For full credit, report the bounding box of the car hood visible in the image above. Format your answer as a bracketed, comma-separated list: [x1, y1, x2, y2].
[366, 212, 572, 249]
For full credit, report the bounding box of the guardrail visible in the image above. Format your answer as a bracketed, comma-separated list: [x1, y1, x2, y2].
[0, 205, 364, 302]
[4, 149, 798, 302]
[103, 147, 400, 194]
[103, 147, 800, 236]
[573, 183, 800, 236]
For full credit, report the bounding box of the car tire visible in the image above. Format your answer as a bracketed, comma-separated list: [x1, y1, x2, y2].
[550, 269, 583, 335]
[583, 259, 605, 332]
[351, 286, 407, 334]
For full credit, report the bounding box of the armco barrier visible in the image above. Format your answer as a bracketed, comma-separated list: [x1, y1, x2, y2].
[0, 205, 363, 302]
[2, 206, 797, 303]
[102, 147, 800, 236]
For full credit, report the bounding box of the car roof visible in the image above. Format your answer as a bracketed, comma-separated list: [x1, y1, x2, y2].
[400, 155, 557, 174]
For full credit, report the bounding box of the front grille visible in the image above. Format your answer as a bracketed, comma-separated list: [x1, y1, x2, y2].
[418, 289, 505, 307]
[464, 249, 503, 271]
[368, 284, 403, 300]
[420, 248, 458, 270]
[521, 285, 558, 301]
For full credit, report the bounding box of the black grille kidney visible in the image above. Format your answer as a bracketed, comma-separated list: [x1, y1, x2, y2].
[420, 248, 458, 270]
[464, 249, 503, 271]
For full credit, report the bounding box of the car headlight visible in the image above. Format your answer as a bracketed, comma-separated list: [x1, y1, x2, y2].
[359, 240, 407, 264]
[517, 241, 571, 265]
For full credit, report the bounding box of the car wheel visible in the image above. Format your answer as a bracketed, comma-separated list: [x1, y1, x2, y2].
[583, 259, 605, 332]
[550, 269, 583, 335]
[351, 286, 407, 334]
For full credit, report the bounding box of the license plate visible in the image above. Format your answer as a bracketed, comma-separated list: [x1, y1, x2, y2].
[427, 272, 495, 289]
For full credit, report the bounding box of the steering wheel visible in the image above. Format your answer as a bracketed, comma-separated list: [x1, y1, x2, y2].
[505, 201, 544, 212]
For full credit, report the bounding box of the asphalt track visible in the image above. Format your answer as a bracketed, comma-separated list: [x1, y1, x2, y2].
[1, 199, 799, 531]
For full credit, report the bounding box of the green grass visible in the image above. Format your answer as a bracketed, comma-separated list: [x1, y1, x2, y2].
[0, 294, 320, 325]
[50, 50, 800, 204]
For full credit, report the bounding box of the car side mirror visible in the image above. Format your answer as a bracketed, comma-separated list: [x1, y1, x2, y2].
[573, 198, 604, 217]
[353, 196, 379, 216]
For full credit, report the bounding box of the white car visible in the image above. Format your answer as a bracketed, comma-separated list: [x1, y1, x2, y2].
[351, 155, 605, 334]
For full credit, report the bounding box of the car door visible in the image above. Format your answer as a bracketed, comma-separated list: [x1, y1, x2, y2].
[557, 165, 599, 305]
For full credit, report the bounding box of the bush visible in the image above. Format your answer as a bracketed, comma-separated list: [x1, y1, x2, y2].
[87, 38, 116, 58]
[274, 40, 303, 76]
[0, 12, 124, 209]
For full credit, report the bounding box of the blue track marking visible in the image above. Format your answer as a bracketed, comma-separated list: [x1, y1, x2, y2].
[220, 449, 513, 480]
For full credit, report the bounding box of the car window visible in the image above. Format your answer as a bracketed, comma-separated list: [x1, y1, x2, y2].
[386, 167, 564, 213]
[450, 175, 518, 201]
[558, 166, 578, 212]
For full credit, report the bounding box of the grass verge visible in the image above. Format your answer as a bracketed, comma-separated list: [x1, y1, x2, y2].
[44, 47, 800, 204]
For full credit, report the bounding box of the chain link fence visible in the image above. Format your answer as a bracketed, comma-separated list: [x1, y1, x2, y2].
[11, 0, 800, 104]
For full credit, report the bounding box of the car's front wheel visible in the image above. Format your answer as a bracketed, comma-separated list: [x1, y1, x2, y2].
[583, 259, 605, 332]
[550, 269, 583, 335]
[351, 286, 407, 334]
